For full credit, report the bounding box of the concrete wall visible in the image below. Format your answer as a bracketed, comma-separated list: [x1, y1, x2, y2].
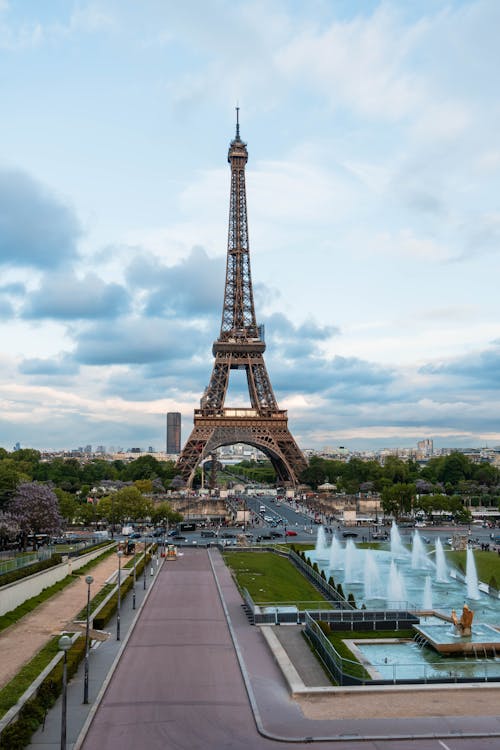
[0, 544, 115, 617]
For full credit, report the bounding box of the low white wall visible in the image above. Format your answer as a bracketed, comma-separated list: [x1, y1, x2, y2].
[0, 544, 116, 617]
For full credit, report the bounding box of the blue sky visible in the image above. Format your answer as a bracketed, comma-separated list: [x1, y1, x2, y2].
[1, 0, 499, 453]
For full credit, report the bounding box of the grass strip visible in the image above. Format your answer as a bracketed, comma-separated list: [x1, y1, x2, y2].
[0, 637, 61, 719]
[223, 551, 331, 610]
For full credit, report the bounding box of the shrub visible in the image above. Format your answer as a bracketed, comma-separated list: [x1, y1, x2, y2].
[328, 575, 335, 588]
[312, 561, 319, 573]
[320, 569, 326, 580]
[336, 583, 345, 599]
[347, 592, 357, 609]
[317, 620, 331, 636]
[93, 552, 152, 630]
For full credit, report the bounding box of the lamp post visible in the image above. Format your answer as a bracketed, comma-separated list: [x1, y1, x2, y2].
[58, 634, 72, 750]
[132, 549, 136, 610]
[143, 534, 148, 590]
[116, 550, 123, 641]
[83, 575, 93, 704]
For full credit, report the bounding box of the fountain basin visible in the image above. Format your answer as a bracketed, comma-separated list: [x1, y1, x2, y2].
[413, 622, 500, 655]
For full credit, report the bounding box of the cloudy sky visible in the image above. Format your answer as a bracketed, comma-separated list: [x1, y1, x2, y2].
[1, 0, 499, 453]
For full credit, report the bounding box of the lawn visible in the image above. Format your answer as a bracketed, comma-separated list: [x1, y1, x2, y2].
[223, 551, 331, 609]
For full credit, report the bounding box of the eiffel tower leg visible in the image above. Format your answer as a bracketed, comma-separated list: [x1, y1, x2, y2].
[175, 426, 212, 486]
[176, 418, 307, 488]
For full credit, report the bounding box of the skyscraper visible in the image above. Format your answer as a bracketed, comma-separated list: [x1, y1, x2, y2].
[166, 412, 181, 454]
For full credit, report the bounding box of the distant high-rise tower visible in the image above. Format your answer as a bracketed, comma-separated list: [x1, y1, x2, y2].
[167, 412, 181, 454]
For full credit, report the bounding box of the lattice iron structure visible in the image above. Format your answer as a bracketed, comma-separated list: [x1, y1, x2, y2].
[176, 112, 307, 487]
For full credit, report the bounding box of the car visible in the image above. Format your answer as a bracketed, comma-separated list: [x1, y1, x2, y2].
[342, 531, 358, 538]
[221, 532, 236, 539]
[200, 530, 217, 538]
[129, 532, 141, 539]
[270, 531, 283, 538]
[285, 530, 297, 536]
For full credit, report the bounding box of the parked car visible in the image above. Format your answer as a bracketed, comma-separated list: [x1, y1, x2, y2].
[342, 531, 358, 538]
[285, 530, 297, 537]
[129, 532, 141, 539]
[270, 531, 283, 538]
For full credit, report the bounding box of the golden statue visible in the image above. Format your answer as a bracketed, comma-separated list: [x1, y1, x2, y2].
[451, 604, 474, 636]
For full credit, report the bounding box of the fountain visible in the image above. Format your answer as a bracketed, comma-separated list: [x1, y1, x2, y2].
[364, 549, 383, 599]
[466, 545, 481, 600]
[411, 530, 430, 569]
[422, 576, 433, 610]
[314, 525, 329, 560]
[387, 559, 407, 606]
[434, 537, 448, 582]
[344, 538, 363, 582]
[328, 534, 343, 569]
[390, 520, 409, 558]
[307, 521, 500, 681]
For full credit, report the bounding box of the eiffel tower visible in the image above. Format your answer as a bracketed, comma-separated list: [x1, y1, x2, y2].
[176, 112, 307, 487]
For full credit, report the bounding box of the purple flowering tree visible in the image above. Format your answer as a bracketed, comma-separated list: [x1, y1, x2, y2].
[0, 511, 20, 550]
[9, 482, 63, 550]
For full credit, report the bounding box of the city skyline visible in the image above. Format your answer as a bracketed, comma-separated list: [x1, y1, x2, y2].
[1, 1, 500, 452]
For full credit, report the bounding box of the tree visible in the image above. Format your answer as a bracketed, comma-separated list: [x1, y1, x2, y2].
[55, 488, 78, 524]
[9, 482, 63, 550]
[149, 501, 182, 526]
[0, 462, 26, 508]
[381, 483, 415, 519]
[0, 511, 20, 549]
[97, 486, 152, 526]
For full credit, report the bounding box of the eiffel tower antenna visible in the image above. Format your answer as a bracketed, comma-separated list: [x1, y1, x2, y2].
[176, 118, 307, 487]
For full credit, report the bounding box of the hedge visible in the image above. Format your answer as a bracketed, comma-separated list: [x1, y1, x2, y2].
[93, 551, 153, 630]
[0, 635, 85, 750]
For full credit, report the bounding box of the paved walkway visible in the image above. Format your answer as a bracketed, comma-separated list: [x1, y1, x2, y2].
[10, 548, 500, 749]
[0, 552, 121, 690]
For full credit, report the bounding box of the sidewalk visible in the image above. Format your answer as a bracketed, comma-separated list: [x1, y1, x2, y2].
[26, 556, 163, 749]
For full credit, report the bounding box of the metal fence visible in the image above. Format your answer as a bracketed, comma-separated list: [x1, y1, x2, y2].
[304, 612, 500, 686]
[0, 548, 53, 576]
[288, 549, 353, 608]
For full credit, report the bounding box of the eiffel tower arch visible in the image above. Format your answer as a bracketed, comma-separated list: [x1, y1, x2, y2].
[176, 112, 307, 488]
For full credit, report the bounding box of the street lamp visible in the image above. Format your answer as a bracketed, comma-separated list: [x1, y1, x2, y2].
[58, 634, 72, 750]
[116, 550, 123, 641]
[143, 534, 148, 591]
[83, 575, 93, 704]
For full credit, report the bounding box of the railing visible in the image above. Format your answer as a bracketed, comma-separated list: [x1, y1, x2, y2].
[304, 612, 500, 685]
[0, 548, 53, 576]
[288, 549, 353, 608]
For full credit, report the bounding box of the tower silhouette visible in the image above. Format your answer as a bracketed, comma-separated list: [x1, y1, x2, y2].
[176, 112, 307, 487]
